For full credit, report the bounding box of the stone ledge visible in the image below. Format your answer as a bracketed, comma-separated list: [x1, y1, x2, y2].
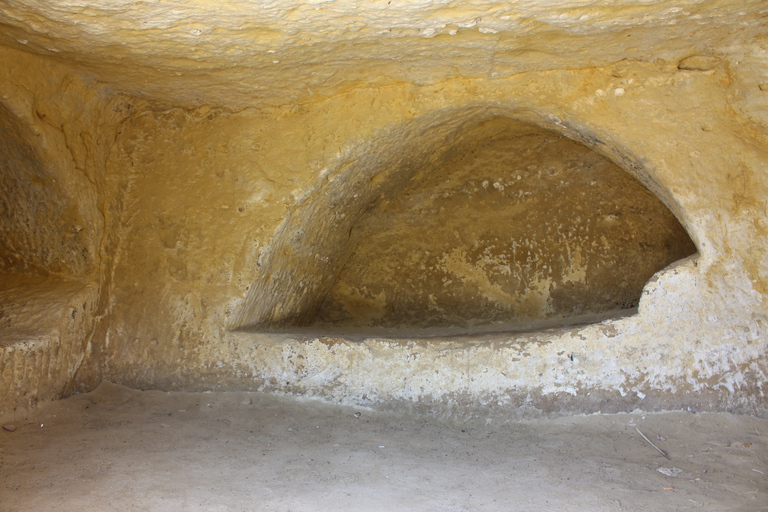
[0, 274, 98, 414]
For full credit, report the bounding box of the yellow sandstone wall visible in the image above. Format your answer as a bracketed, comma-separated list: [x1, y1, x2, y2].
[0, 0, 767, 416]
[0, 47, 136, 411]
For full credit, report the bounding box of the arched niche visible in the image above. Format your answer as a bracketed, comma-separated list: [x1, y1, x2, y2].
[231, 106, 697, 336]
[0, 102, 90, 278]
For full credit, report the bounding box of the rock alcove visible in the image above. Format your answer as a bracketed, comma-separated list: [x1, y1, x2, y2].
[1, 1, 767, 419]
[233, 114, 697, 336]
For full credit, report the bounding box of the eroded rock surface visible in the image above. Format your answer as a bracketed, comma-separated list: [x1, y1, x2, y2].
[316, 118, 695, 333]
[0, 0, 766, 417]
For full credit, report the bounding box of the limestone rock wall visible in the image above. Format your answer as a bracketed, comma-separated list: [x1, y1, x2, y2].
[0, 103, 84, 276]
[0, 275, 99, 412]
[0, 47, 137, 414]
[313, 118, 695, 333]
[102, 59, 768, 414]
[0, 1, 766, 416]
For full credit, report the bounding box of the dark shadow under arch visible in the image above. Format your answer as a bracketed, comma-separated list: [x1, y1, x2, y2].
[231, 105, 697, 335]
[0, 102, 90, 278]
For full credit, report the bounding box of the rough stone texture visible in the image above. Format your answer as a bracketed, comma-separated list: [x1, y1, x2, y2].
[0, 103, 87, 276]
[0, 275, 99, 412]
[314, 118, 695, 333]
[0, 1, 765, 112]
[0, 46, 136, 414]
[0, 1, 767, 417]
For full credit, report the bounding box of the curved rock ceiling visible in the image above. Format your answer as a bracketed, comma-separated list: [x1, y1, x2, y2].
[0, 0, 763, 107]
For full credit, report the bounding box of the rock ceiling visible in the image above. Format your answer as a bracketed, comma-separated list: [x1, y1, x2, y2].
[0, 0, 764, 107]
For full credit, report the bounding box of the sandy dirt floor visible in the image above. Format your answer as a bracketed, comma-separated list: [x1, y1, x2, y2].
[1, 382, 766, 511]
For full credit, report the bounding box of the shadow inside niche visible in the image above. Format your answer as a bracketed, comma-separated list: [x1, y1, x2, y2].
[235, 115, 697, 337]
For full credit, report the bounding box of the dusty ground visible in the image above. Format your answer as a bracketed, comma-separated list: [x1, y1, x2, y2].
[0, 383, 766, 511]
